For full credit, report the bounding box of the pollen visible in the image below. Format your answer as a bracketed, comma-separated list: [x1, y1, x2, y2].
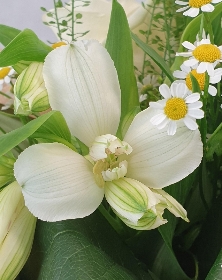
[164, 98, 187, 120]
[186, 69, 205, 90]
[0, 67, 11, 79]
[189, 0, 211, 8]
[52, 41, 67, 49]
[192, 44, 221, 62]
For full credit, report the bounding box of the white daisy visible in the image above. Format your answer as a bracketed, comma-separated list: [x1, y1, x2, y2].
[173, 64, 222, 96]
[150, 82, 204, 135]
[175, 0, 222, 18]
[137, 74, 160, 102]
[176, 39, 222, 76]
[0, 66, 15, 91]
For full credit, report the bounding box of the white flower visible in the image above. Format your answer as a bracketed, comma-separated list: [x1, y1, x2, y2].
[175, 0, 222, 17]
[0, 66, 15, 91]
[14, 41, 203, 228]
[173, 64, 222, 96]
[42, 0, 151, 72]
[150, 82, 204, 135]
[137, 74, 160, 102]
[176, 39, 222, 76]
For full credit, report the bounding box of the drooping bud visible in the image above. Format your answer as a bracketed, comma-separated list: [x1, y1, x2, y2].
[14, 62, 50, 115]
[0, 181, 37, 280]
[0, 155, 15, 188]
[104, 177, 167, 229]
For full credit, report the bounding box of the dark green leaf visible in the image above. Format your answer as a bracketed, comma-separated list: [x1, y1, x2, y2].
[206, 249, 222, 280]
[0, 24, 21, 46]
[131, 33, 174, 82]
[21, 210, 153, 280]
[105, 0, 139, 136]
[206, 122, 222, 160]
[0, 29, 52, 67]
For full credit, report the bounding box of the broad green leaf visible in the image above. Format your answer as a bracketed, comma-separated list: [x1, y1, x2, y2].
[0, 29, 52, 67]
[131, 33, 174, 83]
[105, 0, 139, 135]
[206, 122, 222, 160]
[0, 24, 20, 46]
[20, 210, 153, 280]
[0, 111, 72, 157]
[206, 249, 222, 280]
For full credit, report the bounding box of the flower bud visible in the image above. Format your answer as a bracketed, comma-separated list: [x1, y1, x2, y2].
[14, 62, 50, 115]
[0, 155, 15, 188]
[0, 181, 37, 280]
[105, 177, 167, 230]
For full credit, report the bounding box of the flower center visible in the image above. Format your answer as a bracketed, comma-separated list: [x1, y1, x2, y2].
[164, 98, 187, 120]
[89, 134, 132, 188]
[0, 67, 11, 79]
[51, 41, 67, 49]
[192, 44, 221, 62]
[189, 0, 211, 8]
[186, 69, 205, 90]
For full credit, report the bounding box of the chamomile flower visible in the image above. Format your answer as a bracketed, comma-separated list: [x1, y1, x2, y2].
[176, 39, 222, 76]
[137, 75, 160, 102]
[173, 64, 222, 96]
[175, 0, 222, 18]
[0, 66, 15, 91]
[150, 82, 204, 135]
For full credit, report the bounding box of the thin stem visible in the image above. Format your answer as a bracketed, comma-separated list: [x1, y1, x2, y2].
[53, 0, 63, 41]
[199, 13, 204, 40]
[71, 0, 75, 41]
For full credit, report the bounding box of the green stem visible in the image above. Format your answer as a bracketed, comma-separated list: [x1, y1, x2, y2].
[71, 0, 75, 41]
[53, 0, 63, 41]
[204, 13, 214, 43]
[199, 13, 204, 40]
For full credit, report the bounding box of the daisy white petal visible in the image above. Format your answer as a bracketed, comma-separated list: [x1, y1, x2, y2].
[182, 41, 196, 50]
[159, 84, 171, 99]
[43, 41, 121, 147]
[184, 7, 199, 17]
[208, 85, 217, 96]
[175, 0, 188, 5]
[167, 121, 177, 136]
[185, 93, 200, 103]
[173, 70, 187, 79]
[14, 143, 104, 222]
[184, 58, 199, 67]
[176, 6, 189, 12]
[201, 4, 214, 12]
[150, 113, 166, 125]
[188, 108, 204, 119]
[183, 116, 198, 130]
[124, 107, 203, 189]
[187, 101, 203, 109]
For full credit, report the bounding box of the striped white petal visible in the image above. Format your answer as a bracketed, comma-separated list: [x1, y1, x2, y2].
[14, 143, 104, 221]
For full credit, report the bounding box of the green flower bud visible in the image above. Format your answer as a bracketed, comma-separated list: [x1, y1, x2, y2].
[104, 177, 167, 230]
[0, 155, 15, 188]
[0, 182, 37, 280]
[14, 62, 50, 115]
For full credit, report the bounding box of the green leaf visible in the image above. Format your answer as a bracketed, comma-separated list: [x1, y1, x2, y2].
[206, 122, 222, 161]
[20, 210, 153, 280]
[0, 111, 72, 157]
[206, 249, 222, 280]
[131, 33, 174, 83]
[0, 29, 52, 67]
[0, 24, 21, 46]
[105, 0, 139, 135]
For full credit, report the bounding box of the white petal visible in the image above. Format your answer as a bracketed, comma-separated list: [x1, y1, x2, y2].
[14, 143, 104, 221]
[184, 7, 199, 17]
[208, 85, 217, 96]
[187, 101, 203, 109]
[185, 93, 200, 103]
[184, 58, 199, 67]
[201, 4, 214, 12]
[149, 101, 164, 109]
[4, 76, 10, 84]
[167, 121, 177, 136]
[188, 108, 204, 119]
[124, 108, 203, 189]
[173, 70, 187, 79]
[206, 63, 215, 76]
[150, 113, 166, 125]
[43, 41, 121, 147]
[182, 41, 196, 50]
[159, 84, 171, 99]
[183, 116, 198, 130]
[176, 6, 189, 12]
[157, 118, 170, 129]
[212, 0, 222, 3]
[175, 1, 188, 5]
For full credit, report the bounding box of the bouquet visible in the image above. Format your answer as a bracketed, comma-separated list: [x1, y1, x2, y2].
[0, 0, 222, 279]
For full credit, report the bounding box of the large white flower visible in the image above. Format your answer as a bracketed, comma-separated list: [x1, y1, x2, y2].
[175, 0, 222, 17]
[14, 41, 203, 227]
[173, 64, 222, 96]
[150, 82, 204, 135]
[176, 39, 222, 76]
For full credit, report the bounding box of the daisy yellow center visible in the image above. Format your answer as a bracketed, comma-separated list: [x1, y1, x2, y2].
[192, 44, 221, 62]
[51, 41, 67, 49]
[186, 69, 205, 90]
[0, 67, 10, 79]
[189, 0, 211, 8]
[164, 98, 187, 120]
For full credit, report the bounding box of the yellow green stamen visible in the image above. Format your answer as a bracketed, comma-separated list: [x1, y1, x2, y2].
[186, 69, 205, 90]
[164, 98, 187, 120]
[193, 44, 221, 62]
[0, 67, 10, 79]
[189, 0, 211, 8]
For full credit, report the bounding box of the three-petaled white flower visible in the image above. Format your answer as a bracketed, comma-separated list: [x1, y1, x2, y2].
[150, 82, 204, 135]
[175, 0, 222, 17]
[14, 41, 203, 229]
[176, 39, 222, 76]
